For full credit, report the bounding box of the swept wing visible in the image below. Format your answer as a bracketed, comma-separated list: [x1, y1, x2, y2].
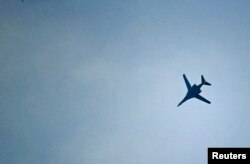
[183, 74, 191, 89]
[195, 95, 211, 104]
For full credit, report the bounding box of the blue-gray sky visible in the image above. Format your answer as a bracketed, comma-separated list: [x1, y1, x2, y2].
[1, 0, 250, 163]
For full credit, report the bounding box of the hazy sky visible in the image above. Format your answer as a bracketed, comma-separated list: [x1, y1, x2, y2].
[1, 0, 250, 163]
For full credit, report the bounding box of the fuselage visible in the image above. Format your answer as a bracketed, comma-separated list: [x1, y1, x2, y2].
[186, 84, 202, 98]
[178, 83, 203, 106]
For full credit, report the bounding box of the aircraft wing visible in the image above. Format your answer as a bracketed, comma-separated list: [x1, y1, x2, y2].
[195, 95, 211, 104]
[183, 74, 191, 89]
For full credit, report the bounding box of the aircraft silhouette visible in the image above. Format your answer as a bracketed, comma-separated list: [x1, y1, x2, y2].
[178, 74, 211, 107]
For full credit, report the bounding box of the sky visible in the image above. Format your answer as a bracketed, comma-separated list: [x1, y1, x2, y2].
[1, 0, 250, 163]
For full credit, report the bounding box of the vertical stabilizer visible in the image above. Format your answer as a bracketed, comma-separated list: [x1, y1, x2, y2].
[201, 75, 211, 86]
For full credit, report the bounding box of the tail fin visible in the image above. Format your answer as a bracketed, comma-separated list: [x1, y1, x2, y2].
[201, 75, 211, 86]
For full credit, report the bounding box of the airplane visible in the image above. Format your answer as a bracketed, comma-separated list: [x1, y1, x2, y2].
[177, 74, 211, 107]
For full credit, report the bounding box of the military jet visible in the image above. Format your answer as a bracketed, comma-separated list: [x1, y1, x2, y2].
[177, 74, 211, 107]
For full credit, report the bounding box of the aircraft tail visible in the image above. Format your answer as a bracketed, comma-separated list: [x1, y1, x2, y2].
[201, 75, 211, 86]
